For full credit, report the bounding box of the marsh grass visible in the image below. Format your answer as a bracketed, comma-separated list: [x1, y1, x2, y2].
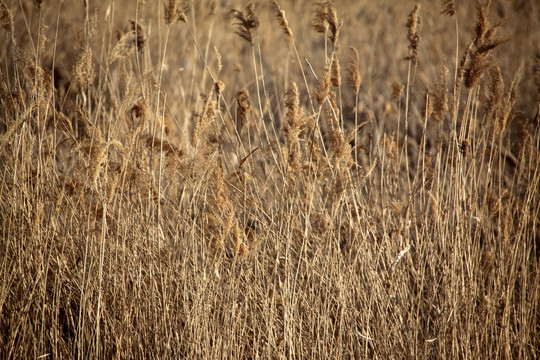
[0, 0, 538, 358]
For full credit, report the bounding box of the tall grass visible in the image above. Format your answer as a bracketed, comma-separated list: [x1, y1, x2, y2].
[1, 0, 538, 358]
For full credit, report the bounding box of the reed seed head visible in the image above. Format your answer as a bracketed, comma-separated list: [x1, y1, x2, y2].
[272, 1, 293, 39]
[405, 4, 421, 61]
[347, 47, 361, 94]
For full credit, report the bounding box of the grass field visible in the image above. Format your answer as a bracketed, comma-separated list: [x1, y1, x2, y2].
[1, 0, 539, 358]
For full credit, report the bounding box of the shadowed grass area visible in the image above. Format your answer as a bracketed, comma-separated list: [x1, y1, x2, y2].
[1, 0, 538, 358]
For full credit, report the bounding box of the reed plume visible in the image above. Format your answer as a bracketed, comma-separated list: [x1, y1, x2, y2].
[271, 0, 293, 38]
[440, 0, 456, 16]
[164, 0, 189, 25]
[464, 1, 508, 88]
[347, 47, 361, 94]
[405, 4, 421, 61]
[231, 2, 259, 45]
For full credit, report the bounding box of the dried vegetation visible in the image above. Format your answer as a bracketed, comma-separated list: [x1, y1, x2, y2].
[0, 0, 538, 358]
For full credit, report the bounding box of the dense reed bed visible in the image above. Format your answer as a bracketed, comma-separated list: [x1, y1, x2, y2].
[1, 0, 538, 358]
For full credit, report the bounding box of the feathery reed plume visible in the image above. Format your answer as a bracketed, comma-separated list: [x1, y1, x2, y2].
[230, 2, 259, 45]
[405, 4, 421, 61]
[497, 70, 520, 138]
[271, 0, 293, 38]
[234, 223, 249, 257]
[315, 66, 330, 105]
[73, 18, 96, 91]
[109, 32, 137, 64]
[0, 2, 13, 34]
[474, 1, 489, 48]
[206, 163, 233, 255]
[164, 0, 189, 25]
[282, 82, 305, 172]
[236, 89, 251, 135]
[464, 1, 508, 88]
[192, 93, 217, 148]
[325, 92, 351, 165]
[452, 41, 474, 95]
[464, 55, 492, 90]
[73, 44, 95, 90]
[325, 2, 340, 48]
[313, 2, 341, 47]
[87, 140, 107, 188]
[313, 2, 329, 34]
[129, 20, 146, 52]
[440, 0, 456, 16]
[430, 65, 449, 123]
[327, 90, 340, 123]
[347, 47, 361, 94]
[330, 52, 341, 87]
[485, 63, 503, 136]
[282, 82, 300, 144]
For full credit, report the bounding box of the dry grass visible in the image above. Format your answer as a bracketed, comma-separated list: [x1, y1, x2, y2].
[1, 0, 538, 358]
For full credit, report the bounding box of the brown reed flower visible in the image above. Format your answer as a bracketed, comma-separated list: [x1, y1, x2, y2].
[272, 0, 293, 38]
[231, 2, 259, 45]
[405, 4, 421, 61]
